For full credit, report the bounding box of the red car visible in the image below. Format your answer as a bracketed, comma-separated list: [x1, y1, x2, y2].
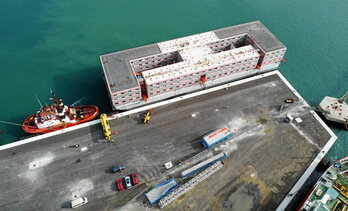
[116, 179, 124, 191]
[131, 173, 139, 185]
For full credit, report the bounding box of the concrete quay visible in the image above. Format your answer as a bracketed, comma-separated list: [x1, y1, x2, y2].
[0, 71, 336, 210]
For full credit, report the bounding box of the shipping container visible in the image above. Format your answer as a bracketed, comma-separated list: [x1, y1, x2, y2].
[202, 127, 232, 148]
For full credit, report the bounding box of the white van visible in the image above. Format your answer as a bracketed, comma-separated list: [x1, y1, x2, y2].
[71, 197, 88, 208]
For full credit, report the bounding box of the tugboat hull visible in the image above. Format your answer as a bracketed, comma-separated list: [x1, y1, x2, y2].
[22, 105, 99, 134]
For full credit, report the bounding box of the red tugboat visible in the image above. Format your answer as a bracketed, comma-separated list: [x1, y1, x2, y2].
[22, 91, 99, 134]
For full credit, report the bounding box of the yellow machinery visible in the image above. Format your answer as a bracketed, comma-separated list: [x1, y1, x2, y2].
[100, 113, 112, 140]
[334, 199, 348, 211]
[334, 183, 348, 198]
[143, 109, 152, 124]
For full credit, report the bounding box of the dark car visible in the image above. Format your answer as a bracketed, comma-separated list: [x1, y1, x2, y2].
[116, 179, 124, 191]
[131, 173, 139, 185]
[112, 165, 125, 173]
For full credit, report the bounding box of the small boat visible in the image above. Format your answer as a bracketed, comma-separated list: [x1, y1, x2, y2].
[22, 91, 99, 134]
[298, 157, 348, 210]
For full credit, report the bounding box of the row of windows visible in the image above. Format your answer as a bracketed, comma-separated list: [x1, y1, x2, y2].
[262, 58, 282, 65]
[116, 93, 141, 99]
[210, 43, 233, 49]
[146, 65, 256, 91]
[264, 54, 282, 61]
[132, 45, 259, 73]
[146, 71, 204, 86]
[146, 64, 256, 96]
[113, 93, 140, 97]
[133, 55, 176, 66]
[268, 49, 286, 55]
[217, 63, 255, 72]
[147, 78, 199, 90]
[208, 36, 242, 46]
[114, 96, 141, 105]
[149, 88, 171, 95]
[148, 81, 199, 96]
[130, 52, 176, 64]
[210, 46, 232, 53]
[209, 66, 251, 78]
[135, 61, 176, 70]
[208, 66, 254, 78]
[145, 59, 258, 87]
[143, 55, 257, 82]
[114, 90, 140, 96]
[132, 61, 176, 70]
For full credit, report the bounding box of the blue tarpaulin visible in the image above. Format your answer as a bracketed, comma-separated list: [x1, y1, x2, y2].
[145, 178, 178, 206]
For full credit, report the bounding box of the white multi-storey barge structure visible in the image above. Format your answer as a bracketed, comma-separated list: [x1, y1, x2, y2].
[100, 21, 286, 110]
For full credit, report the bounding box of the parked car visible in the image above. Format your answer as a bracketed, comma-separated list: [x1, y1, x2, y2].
[116, 179, 124, 191]
[112, 165, 125, 173]
[284, 98, 294, 103]
[124, 176, 132, 189]
[131, 173, 139, 185]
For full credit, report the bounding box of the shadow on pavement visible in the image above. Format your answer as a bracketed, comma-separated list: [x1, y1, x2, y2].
[61, 201, 71, 209]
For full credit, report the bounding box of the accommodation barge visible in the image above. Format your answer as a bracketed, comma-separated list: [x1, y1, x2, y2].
[100, 21, 286, 110]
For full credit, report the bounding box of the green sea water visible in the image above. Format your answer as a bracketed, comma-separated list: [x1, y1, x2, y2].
[0, 0, 347, 161]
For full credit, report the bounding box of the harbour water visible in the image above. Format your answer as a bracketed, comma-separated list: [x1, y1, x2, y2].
[0, 0, 347, 161]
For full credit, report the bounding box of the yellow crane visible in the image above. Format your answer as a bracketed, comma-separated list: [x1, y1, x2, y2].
[143, 109, 152, 124]
[100, 113, 112, 140]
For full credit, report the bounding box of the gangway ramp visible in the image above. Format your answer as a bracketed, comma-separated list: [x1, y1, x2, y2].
[180, 152, 226, 177]
[158, 161, 224, 209]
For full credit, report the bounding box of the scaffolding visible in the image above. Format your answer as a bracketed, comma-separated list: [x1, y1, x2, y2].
[158, 161, 224, 209]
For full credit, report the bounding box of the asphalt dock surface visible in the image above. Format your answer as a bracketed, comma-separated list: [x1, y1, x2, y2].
[0, 73, 333, 210]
